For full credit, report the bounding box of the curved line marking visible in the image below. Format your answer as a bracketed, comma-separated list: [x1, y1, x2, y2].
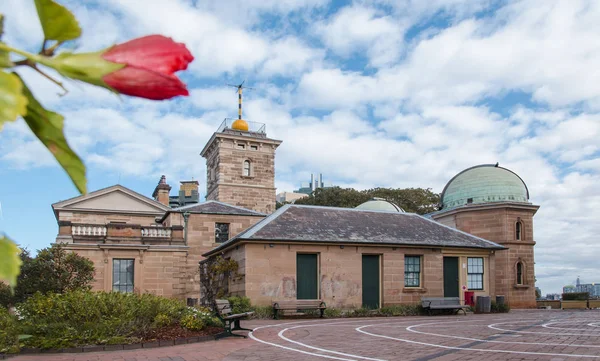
[405, 320, 600, 349]
[249, 318, 401, 361]
[489, 321, 600, 336]
[356, 324, 600, 358]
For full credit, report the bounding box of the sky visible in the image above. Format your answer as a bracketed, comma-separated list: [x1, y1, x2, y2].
[0, 0, 599, 295]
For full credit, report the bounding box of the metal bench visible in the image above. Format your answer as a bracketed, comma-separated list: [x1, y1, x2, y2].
[214, 299, 254, 339]
[421, 297, 469, 315]
[272, 299, 327, 319]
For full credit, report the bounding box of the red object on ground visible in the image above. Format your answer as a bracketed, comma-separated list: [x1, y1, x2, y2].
[102, 35, 194, 100]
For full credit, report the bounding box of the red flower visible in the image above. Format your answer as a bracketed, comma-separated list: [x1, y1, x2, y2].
[101, 35, 194, 100]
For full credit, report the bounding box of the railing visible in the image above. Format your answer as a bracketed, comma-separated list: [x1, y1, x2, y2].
[72, 224, 107, 236]
[141, 227, 172, 238]
[217, 118, 266, 134]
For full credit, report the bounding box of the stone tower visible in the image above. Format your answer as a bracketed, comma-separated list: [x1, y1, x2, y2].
[431, 164, 539, 308]
[200, 120, 282, 214]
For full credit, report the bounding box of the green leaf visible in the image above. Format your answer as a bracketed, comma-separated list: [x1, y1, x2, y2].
[0, 71, 28, 129]
[15, 74, 86, 193]
[0, 236, 21, 287]
[34, 0, 81, 42]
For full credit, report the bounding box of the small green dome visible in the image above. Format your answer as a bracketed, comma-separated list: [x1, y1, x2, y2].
[356, 198, 404, 212]
[441, 164, 529, 210]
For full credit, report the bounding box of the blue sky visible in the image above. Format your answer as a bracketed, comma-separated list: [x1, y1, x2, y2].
[1, 0, 599, 294]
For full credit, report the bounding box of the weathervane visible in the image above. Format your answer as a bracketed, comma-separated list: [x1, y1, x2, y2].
[227, 80, 254, 121]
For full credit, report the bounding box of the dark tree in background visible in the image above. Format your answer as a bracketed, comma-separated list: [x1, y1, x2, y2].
[293, 186, 440, 214]
[0, 244, 95, 307]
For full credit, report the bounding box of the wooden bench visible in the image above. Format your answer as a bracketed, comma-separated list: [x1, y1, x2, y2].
[421, 297, 469, 316]
[214, 299, 254, 339]
[272, 299, 327, 319]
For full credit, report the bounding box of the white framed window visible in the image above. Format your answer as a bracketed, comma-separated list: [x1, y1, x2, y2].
[113, 259, 134, 293]
[467, 257, 484, 290]
[250, 145, 258, 150]
[237, 143, 245, 149]
[243, 160, 251, 176]
[404, 255, 421, 287]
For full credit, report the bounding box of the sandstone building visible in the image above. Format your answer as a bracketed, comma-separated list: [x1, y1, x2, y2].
[52, 118, 538, 308]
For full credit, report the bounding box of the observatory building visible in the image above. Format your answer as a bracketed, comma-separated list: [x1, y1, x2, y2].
[50, 97, 538, 308]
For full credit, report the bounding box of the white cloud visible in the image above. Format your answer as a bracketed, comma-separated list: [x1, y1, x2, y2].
[317, 5, 406, 67]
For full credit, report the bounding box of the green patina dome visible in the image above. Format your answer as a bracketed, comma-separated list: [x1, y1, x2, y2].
[356, 198, 405, 212]
[441, 164, 529, 210]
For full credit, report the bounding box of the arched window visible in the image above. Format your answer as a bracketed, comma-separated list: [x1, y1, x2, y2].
[516, 262, 523, 285]
[515, 220, 522, 240]
[243, 160, 251, 176]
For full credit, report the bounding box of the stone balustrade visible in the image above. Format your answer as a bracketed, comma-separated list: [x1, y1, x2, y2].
[141, 227, 172, 238]
[65, 222, 184, 245]
[72, 224, 107, 236]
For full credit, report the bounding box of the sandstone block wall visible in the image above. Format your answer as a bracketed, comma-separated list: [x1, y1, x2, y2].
[65, 246, 189, 298]
[203, 134, 279, 214]
[434, 205, 537, 308]
[229, 243, 493, 308]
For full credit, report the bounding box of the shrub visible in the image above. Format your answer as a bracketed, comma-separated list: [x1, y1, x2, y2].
[348, 307, 373, 317]
[0, 307, 19, 353]
[227, 296, 252, 314]
[490, 301, 511, 313]
[380, 304, 423, 316]
[250, 305, 273, 319]
[180, 306, 223, 330]
[180, 314, 205, 331]
[153, 314, 173, 328]
[16, 290, 191, 348]
[562, 292, 589, 301]
[324, 308, 342, 318]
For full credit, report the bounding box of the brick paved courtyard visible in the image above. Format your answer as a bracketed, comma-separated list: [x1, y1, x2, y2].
[13, 310, 600, 361]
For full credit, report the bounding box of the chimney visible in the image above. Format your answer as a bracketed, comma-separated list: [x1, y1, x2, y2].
[152, 175, 171, 206]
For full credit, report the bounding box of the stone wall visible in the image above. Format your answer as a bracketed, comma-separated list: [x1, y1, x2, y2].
[228, 242, 493, 308]
[64, 245, 189, 298]
[164, 212, 263, 299]
[203, 134, 280, 214]
[62, 212, 263, 301]
[434, 204, 537, 308]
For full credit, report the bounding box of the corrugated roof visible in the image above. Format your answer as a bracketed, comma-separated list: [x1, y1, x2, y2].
[204, 204, 504, 256]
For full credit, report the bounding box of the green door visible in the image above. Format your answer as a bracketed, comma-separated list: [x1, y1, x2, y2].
[362, 255, 380, 309]
[443, 257, 459, 297]
[297, 254, 318, 299]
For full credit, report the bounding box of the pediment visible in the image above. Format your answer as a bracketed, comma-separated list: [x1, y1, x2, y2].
[53, 185, 169, 214]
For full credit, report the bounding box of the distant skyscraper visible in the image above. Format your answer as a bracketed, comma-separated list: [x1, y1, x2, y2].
[295, 173, 333, 195]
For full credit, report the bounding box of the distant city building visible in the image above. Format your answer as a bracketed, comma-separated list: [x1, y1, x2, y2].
[169, 180, 200, 208]
[295, 173, 333, 195]
[276, 192, 308, 204]
[563, 277, 600, 297]
[545, 293, 561, 300]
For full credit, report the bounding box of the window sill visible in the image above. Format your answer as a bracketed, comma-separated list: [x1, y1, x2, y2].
[241, 175, 255, 179]
[514, 284, 530, 289]
[403, 287, 427, 293]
